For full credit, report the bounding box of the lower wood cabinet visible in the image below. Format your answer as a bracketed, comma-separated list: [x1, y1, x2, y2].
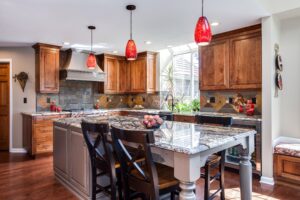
[22, 114, 70, 157]
[173, 115, 196, 123]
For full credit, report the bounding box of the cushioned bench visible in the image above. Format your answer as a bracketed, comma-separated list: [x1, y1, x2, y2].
[274, 143, 300, 187]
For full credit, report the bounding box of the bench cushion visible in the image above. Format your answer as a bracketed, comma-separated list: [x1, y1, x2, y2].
[274, 143, 300, 158]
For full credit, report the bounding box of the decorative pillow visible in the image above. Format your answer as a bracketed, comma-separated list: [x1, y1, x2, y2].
[274, 143, 300, 158]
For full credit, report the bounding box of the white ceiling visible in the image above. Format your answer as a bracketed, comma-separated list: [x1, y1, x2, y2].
[0, 0, 270, 54]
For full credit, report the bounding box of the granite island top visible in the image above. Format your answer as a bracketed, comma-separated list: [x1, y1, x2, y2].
[54, 116, 256, 155]
[23, 108, 261, 122]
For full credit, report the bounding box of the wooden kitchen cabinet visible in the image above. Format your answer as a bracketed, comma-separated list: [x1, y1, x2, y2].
[98, 52, 157, 94]
[200, 39, 229, 90]
[33, 43, 61, 93]
[22, 113, 70, 157]
[200, 24, 261, 91]
[229, 32, 262, 89]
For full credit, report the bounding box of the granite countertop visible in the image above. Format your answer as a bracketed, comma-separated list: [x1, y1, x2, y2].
[23, 108, 261, 122]
[54, 116, 256, 155]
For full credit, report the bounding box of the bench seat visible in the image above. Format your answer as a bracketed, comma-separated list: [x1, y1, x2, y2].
[274, 143, 300, 187]
[274, 143, 300, 158]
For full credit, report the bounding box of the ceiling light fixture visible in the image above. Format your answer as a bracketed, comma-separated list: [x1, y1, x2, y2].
[112, 50, 118, 54]
[211, 21, 219, 26]
[125, 5, 137, 61]
[63, 42, 70, 45]
[194, 0, 212, 46]
[145, 41, 152, 45]
[86, 25, 96, 69]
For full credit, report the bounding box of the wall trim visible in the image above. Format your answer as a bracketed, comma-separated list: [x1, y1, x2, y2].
[10, 148, 27, 153]
[0, 59, 13, 152]
[260, 176, 275, 185]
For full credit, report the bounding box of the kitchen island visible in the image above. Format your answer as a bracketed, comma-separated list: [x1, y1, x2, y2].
[53, 116, 256, 200]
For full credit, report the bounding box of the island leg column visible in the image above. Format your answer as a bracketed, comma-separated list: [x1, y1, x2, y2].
[238, 135, 255, 200]
[174, 152, 204, 200]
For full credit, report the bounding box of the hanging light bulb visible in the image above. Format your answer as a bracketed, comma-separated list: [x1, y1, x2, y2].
[125, 5, 137, 61]
[194, 0, 212, 46]
[86, 26, 96, 69]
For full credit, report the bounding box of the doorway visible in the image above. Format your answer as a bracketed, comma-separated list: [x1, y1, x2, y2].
[0, 62, 10, 150]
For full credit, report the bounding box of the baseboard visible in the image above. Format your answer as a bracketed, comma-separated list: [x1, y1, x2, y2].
[260, 176, 275, 185]
[10, 148, 27, 153]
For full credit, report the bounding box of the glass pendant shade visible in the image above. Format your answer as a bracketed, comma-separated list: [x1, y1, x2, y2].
[125, 39, 137, 60]
[86, 53, 96, 69]
[194, 16, 212, 46]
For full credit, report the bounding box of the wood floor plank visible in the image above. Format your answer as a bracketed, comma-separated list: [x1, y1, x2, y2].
[0, 152, 299, 200]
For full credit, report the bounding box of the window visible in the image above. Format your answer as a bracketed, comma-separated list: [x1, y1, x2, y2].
[160, 44, 199, 103]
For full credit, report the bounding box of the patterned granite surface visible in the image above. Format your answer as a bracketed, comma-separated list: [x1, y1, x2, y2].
[23, 109, 261, 122]
[54, 116, 256, 155]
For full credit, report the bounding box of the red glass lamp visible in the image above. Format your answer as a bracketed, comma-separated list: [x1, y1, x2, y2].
[86, 26, 96, 69]
[125, 5, 137, 60]
[194, 0, 212, 46]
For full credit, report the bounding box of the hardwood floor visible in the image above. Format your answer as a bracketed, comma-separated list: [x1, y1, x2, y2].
[0, 152, 299, 200]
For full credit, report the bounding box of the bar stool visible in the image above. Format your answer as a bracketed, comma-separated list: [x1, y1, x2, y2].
[196, 115, 233, 200]
[110, 125, 179, 200]
[81, 121, 121, 200]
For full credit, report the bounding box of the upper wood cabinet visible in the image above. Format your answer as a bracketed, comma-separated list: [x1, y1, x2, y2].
[200, 39, 229, 90]
[200, 24, 262, 91]
[97, 52, 157, 94]
[229, 32, 262, 89]
[33, 43, 61, 93]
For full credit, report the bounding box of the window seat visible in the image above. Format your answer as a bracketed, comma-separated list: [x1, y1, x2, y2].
[274, 141, 300, 187]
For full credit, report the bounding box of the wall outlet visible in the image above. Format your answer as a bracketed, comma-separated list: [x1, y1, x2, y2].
[23, 97, 27, 104]
[252, 98, 257, 104]
[209, 97, 216, 103]
[47, 97, 51, 103]
[229, 97, 234, 104]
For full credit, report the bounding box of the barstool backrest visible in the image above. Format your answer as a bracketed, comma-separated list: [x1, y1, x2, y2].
[196, 115, 233, 127]
[111, 125, 159, 200]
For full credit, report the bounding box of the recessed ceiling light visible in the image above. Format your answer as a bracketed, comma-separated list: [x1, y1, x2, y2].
[63, 42, 70, 45]
[112, 50, 118, 54]
[167, 45, 173, 48]
[145, 41, 152, 45]
[211, 22, 220, 27]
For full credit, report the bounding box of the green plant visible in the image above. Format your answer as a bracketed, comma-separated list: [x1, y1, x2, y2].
[174, 102, 192, 113]
[191, 99, 200, 112]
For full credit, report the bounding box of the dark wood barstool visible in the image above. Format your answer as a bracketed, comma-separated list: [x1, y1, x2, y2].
[110, 125, 179, 200]
[196, 115, 233, 200]
[81, 121, 121, 200]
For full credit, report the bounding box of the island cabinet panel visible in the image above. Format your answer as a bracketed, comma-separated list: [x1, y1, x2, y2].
[22, 114, 70, 157]
[200, 39, 230, 90]
[229, 33, 262, 89]
[33, 43, 61, 93]
[68, 129, 89, 194]
[199, 24, 262, 91]
[53, 125, 68, 179]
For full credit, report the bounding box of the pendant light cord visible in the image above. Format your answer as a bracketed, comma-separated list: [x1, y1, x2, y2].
[130, 10, 133, 40]
[90, 29, 93, 53]
[202, 0, 204, 16]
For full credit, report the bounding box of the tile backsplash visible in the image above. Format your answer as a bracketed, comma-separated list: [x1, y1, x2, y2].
[200, 90, 262, 114]
[36, 80, 161, 111]
[36, 81, 261, 114]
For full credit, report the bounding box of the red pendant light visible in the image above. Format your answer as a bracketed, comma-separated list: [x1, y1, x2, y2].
[125, 5, 137, 61]
[86, 26, 96, 69]
[194, 0, 212, 46]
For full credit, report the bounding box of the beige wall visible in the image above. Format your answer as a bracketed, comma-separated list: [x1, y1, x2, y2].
[0, 47, 36, 149]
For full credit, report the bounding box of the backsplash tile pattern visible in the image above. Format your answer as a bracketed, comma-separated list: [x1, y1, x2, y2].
[36, 81, 261, 114]
[200, 91, 262, 114]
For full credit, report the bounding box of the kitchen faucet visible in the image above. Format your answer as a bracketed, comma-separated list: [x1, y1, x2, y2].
[165, 93, 175, 112]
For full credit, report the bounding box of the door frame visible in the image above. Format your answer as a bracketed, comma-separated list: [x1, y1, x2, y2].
[0, 59, 13, 152]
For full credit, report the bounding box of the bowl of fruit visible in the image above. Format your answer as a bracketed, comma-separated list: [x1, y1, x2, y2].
[142, 115, 164, 129]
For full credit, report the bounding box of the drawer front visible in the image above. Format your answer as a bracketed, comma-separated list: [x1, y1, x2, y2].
[174, 115, 196, 123]
[275, 154, 300, 183]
